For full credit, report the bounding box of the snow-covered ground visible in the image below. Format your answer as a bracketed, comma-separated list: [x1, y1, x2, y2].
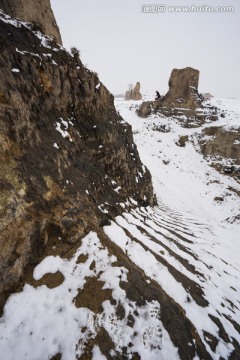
[110, 96, 240, 358]
[0, 96, 239, 360]
[116, 96, 240, 225]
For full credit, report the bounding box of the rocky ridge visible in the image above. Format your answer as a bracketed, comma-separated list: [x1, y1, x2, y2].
[0, 11, 154, 313]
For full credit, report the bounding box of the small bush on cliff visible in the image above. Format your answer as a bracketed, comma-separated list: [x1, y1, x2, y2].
[70, 47, 80, 58]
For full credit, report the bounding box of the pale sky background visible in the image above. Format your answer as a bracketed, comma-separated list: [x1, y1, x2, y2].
[51, 0, 240, 98]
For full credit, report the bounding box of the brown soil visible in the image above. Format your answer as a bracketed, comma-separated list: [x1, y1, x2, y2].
[74, 277, 113, 313]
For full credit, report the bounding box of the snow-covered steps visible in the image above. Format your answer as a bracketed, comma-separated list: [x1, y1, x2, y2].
[104, 205, 240, 359]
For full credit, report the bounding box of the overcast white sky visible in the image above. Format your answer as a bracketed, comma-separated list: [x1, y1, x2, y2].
[51, 0, 240, 98]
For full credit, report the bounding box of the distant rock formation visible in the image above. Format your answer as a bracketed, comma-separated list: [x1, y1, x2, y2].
[136, 67, 218, 125]
[0, 0, 62, 44]
[201, 93, 214, 101]
[160, 67, 201, 109]
[125, 82, 142, 100]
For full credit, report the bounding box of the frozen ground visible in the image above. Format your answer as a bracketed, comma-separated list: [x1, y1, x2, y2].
[0, 96, 239, 359]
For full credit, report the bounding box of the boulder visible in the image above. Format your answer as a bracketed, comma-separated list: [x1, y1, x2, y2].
[136, 101, 151, 117]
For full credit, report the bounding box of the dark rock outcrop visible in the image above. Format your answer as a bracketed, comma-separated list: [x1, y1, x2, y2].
[200, 127, 240, 162]
[199, 126, 240, 177]
[125, 81, 142, 100]
[0, 12, 154, 311]
[0, 0, 62, 44]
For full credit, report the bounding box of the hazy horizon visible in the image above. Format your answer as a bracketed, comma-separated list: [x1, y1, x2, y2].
[51, 0, 240, 99]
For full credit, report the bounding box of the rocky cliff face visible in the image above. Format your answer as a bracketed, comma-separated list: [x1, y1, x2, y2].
[0, 0, 62, 44]
[0, 12, 154, 312]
